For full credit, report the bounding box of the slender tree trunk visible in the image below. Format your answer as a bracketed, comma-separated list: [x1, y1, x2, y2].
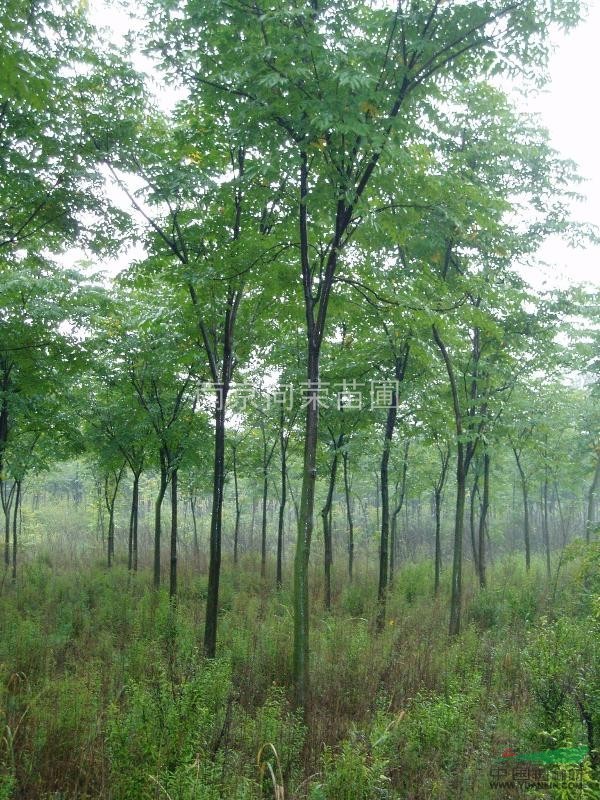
[434, 488, 443, 595]
[128, 473, 140, 572]
[11, 479, 20, 582]
[132, 474, 139, 572]
[450, 444, 466, 636]
[522, 483, 530, 571]
[106, 469, 122, 569]
[469, 467, 480, 576]
[0, 387, 10, 569]
[322, 507, 333, 611]
[293, 340, 319, 711]
[390, 441, 409, 586]
[377, 399, 397, 631]
[250, 493, 257, 552]
[190, 496, 199, 560]
[433, 444, 451, 596]
[170, 468, 178, 598]
[513, 450, 531, 572]
[3, 496, 10, 568]
[128, 485, 134, 571]
[292, 151, 346, 712]
[154, 455, 168, 588]
[276, 422, 287, 589]
[321, 437, 341, 612]
[108, 504, 115, 568]
[261, 467, 268, 579]
[542, 475, 551, 578]
[433, 324, 471, 634]
[204, 401, 226, 658]
[342, 450, 354, 582]
[233, 448, 241, 565]
[390, 510, 398, 578]
[478, 452, 490, 589]
[586, 454, 600, 543]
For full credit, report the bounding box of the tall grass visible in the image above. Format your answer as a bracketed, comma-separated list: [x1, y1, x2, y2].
[0, 546, 597, 799]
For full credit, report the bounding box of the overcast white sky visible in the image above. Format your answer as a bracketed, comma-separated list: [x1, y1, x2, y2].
[523, 2, 600, 290]
[88, 1, 600, 292]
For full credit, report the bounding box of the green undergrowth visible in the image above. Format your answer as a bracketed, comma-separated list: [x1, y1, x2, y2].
[0, 546, 599, 799]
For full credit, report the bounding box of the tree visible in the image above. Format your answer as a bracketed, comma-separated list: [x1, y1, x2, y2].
[0, 261, 104, 573]
[144, 0, 585, 715]
[93, 280, 204, 593]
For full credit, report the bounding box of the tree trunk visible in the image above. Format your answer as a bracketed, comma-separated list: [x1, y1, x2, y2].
[478, 452, 490, 589]
[233, 447, 241, 565]
[542, 475, 551, 578]
[190, 496, 199, 560]
[377, 398, 397, 631]
[204, 401, 226, 658]
[292, 151, 344, 712]
[586, 454, 600, 543]
[250, 493, 257, 552]
[293, 340, 319, 711]
[3, 496, 10, 568]
[433, 445, 450, 596]
[390, 441, 409, 586]
[432, 324, 471, 635]
[2, 478, 15, 569]
[170, 468, 178, 598]
[513, 449, 531, 572]
[434, 488, 443, 595]
[322, 507, 333, 612]
[11, 479, 20, 582]
[107, 503, 115, 568]
[469, 467, 480, 575]
[321, 436, 341, 612]
[106, 469, 123, 569]
[128, 473, 140, 572]
[260, 467, 268, 579]
[449, 443, 466, 636]
[276, 420, 287, 589]
[128, 484, 134, 572]
[154, 455, 168, 588]
[342, 450, 354, 582]
[522, 482, 530, 572]
[0, 385, 10, 569]
[132, 475, 139, 572]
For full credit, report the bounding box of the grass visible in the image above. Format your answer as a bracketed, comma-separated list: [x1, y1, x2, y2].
[0, 547, 598, 799]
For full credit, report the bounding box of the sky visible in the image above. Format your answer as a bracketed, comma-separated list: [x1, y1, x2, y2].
[522, 1, 600, 291]
[86, 0, 600, 292]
